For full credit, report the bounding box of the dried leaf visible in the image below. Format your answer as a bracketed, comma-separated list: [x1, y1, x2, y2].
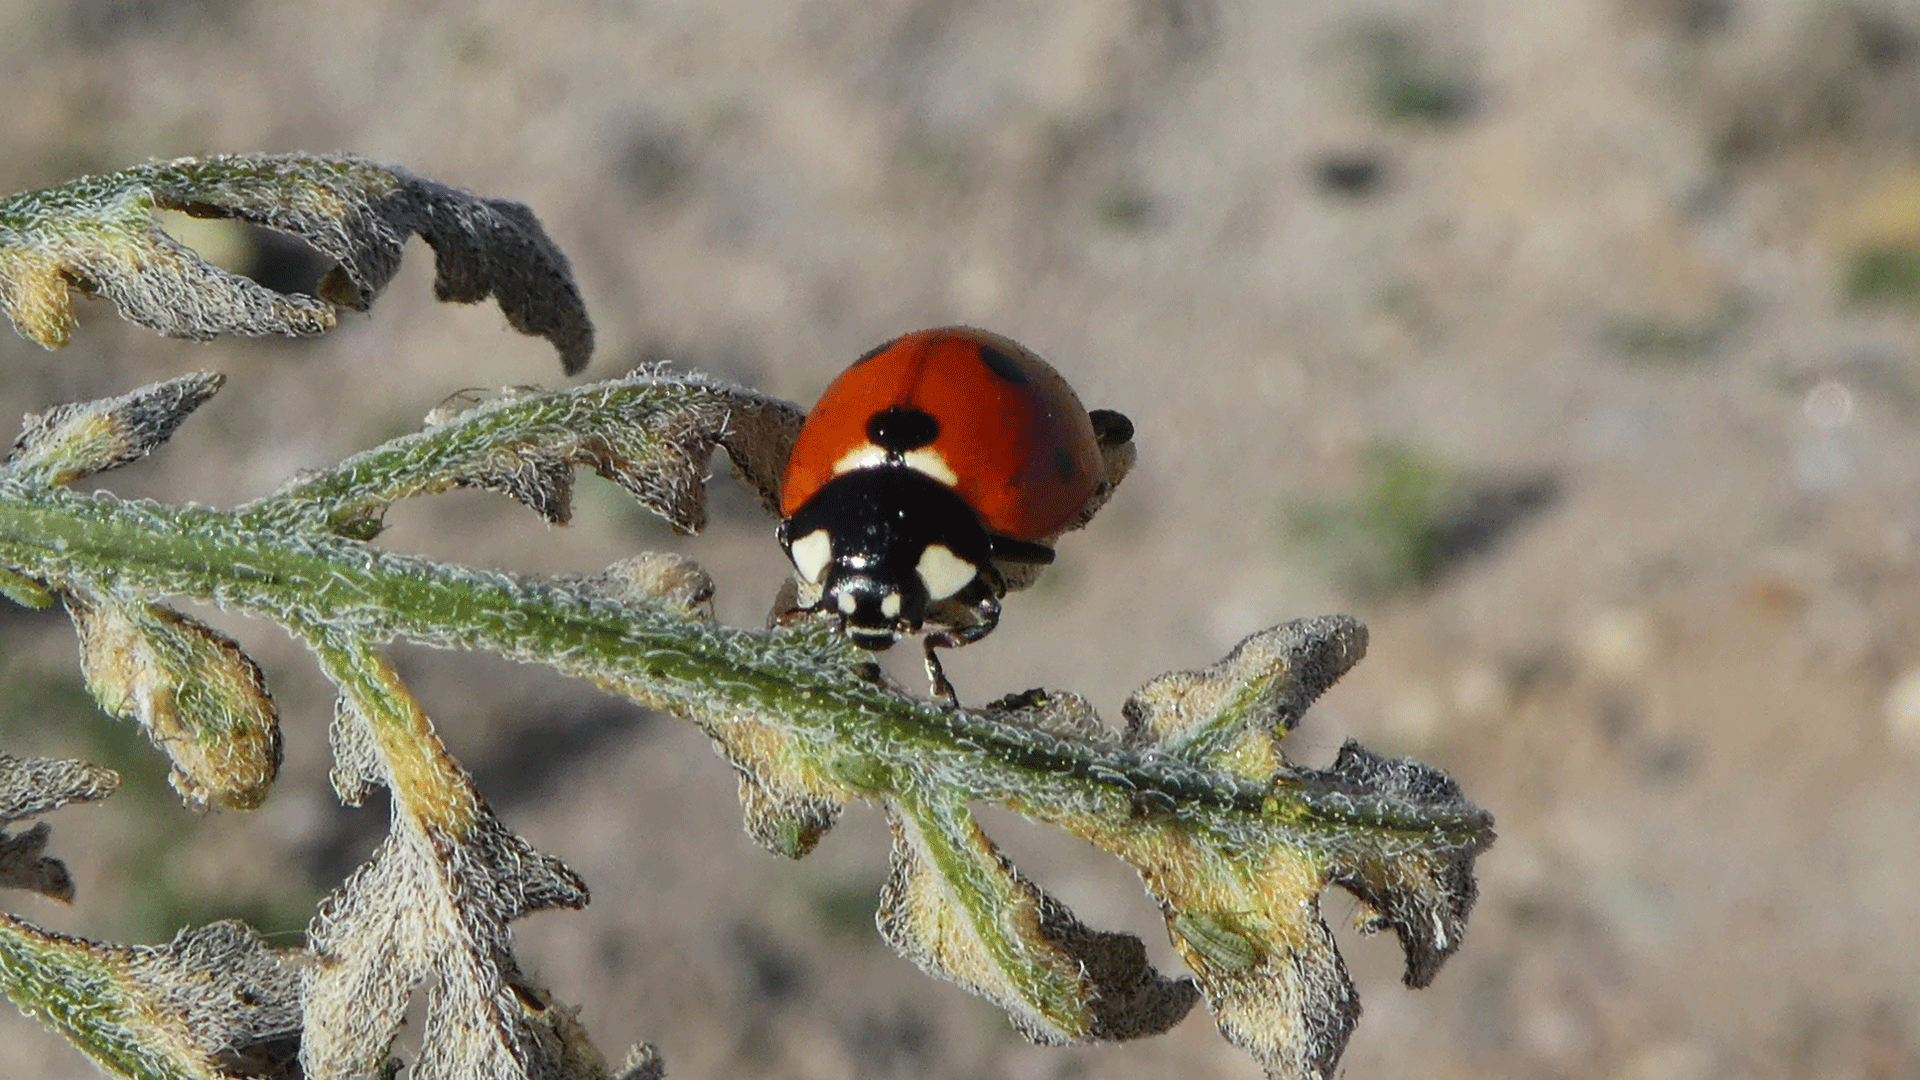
[878, 793, 1196, 1043]
[575, 378, 796, 534]
[612, 1044, 666, 1080]
[984, 689, 1120, 746]
[0, 154, 592, 371]
[1129, 827, 1359, 1079]
[0, 915, 302, 1080]
[0, 824, 76, 901]
[707, 716, 846, 859]
[564, 553, 715, 622]
[1100, 617, 1486, 1078]
[1123, 616, 1368, 778]
[303, 640, 600, 1080]
[243, 371, 804, 537]
[66, 591, 281, 810]
[0, 753, 119, 903]
[0, 752, 119, 822]
[459, 447, 579, 524]
[713, 386, 808, 518]
[302, 816, 596, 1080]
[326, 694, 386, 808]
[1315, 740, 1484, 988]
[3, 372, 224, 487]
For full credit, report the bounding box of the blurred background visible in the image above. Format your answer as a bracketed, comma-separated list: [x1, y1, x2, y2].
[2, 0, 1919, 1076]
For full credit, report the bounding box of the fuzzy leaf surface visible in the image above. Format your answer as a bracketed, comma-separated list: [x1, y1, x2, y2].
[66, 591, 281, 810]
[0, 471, 1493, 1078]
[0, 917, 302, 1080]
[240, 370, 804, 537]
[878, 791, 1198, 1042]
[0, 753, 118, 902]
[3, 372, 225, 487]
[0, 154, 592, 370]
[0, 333, 1491, 1079]
[300, 636, 600, 1080]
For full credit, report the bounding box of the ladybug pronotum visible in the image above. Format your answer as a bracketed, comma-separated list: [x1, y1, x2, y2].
[777, 326, 1133, 701]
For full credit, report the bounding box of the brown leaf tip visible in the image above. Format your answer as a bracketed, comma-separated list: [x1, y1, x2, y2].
[6, 371, 225, 485]
[1319, 739, 1490, 988]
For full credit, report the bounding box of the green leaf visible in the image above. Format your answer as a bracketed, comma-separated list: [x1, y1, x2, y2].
[0, 566, 51, 609]
[66, 592, 281, 811]
[878, 790, 1198, 1042]
[0, 917, 301, 1080]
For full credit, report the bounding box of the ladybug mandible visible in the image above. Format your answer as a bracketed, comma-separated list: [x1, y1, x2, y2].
[777, 326, 1132, 701]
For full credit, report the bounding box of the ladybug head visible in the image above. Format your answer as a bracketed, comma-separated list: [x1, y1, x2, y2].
[779, 468, 993, 650]
[818, 562, 927, 650]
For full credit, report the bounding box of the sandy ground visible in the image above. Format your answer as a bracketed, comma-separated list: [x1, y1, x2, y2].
[3, 0, 1920, 1077]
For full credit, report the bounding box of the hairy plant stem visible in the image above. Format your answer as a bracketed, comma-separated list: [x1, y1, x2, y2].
[0, 479, 1488, 852]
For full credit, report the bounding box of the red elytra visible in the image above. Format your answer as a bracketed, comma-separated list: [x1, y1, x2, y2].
[779, 327, 1105, 542]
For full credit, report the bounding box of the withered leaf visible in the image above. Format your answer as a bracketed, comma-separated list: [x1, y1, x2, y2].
[0, 823, 76, 902]
[243, 371, 805, 538]
[1313, 740, 1484, 988]
[0, 752, 119, 822]
[706, 716, 846, 859]
[304, 640, 601, 1080]
[0, 753, 119, 903]
[3, 372, 224, 487]
[1093, 617, 1487, 1078]
[878, 794, 1196, 1044]
[1123, 615, 1368, 777]
[0, 154, 592, 371]
[302, 813, 595, 1080]
[562, 553, 716, 622]
[0, 915, 302, 1079]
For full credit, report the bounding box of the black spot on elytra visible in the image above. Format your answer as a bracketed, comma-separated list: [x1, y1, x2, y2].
[1053, 448, 1078, 484]
[866, 406, 940, 452]
[978, 346, 1031, 384]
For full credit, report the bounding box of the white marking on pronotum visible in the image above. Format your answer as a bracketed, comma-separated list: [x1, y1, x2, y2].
[916, 544, 977, 601]
[788, 529, 833, 585]
[831, 444, 888, 476]
[901, 448, 958, 487]
[831, 443, 960, 488]
[837, 591, 859, 615]
[880, 592, 902, 618]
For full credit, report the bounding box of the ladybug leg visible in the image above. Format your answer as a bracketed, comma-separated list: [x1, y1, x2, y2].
[767, 576, 807, 627]
[920, 585, 1002, 705]
[987, 536, 1055, 566]
[922, 644, 958, 706]
[767, 574, 834, 629]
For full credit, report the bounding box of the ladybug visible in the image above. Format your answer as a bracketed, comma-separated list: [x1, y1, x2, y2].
[777, 326, 1132, 701]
